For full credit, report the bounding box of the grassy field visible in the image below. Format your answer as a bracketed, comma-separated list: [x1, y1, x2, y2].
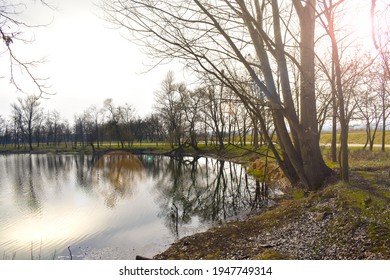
[1, 130, 389, 153]
[320, 131, 390, 145]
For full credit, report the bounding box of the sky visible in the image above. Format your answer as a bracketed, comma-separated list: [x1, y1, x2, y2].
[0, 0, 383, 123]
[0, 0, 184, 121]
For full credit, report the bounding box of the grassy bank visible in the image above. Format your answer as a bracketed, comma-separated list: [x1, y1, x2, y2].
[0, 142, 273, 165]
[0, 142, 172, 154]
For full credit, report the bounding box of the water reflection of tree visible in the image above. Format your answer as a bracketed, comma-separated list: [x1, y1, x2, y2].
[5, 155, 41, 213]
[5, 154, 77, 213]
[92, 151, 145, 208]
[3, 152, 147, 211]
[146, 156, 273, 238]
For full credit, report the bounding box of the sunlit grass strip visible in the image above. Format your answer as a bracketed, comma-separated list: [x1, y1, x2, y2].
[320, 131, 390, 145]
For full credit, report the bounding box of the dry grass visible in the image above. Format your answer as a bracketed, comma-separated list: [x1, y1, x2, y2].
[320, 131, 390, 145]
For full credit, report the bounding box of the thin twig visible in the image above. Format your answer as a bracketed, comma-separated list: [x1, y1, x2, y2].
[68, 246, 73, 260]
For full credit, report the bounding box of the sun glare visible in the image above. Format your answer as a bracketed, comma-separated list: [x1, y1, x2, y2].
[347, 4, 376, 51]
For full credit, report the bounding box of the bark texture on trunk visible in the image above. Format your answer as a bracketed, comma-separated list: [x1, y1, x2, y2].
[293, 0, 334, 189]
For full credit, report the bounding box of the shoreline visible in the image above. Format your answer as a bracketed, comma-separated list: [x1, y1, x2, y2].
[0, 145, 260, 165]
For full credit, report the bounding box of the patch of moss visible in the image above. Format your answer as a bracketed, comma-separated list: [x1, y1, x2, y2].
[178, 253, 187, 260]
[246, 159, 283, 182]
[205, 251, 221, 260]
[254, 249, 288, 260]
[324, 160, 339, 169]
[293, 190, 305, 200]
[366, 223, 390, 255]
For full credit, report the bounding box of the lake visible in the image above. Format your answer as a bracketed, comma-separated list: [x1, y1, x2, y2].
[0, 152, 279, 260]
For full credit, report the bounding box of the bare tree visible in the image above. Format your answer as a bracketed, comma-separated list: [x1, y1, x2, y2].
[0, 114, 5, 146]
[379, 69, 390, 151]
[139, 113, 165, 145]
[316, 0, 374, 181]
[200, 82, 227, 150]
[0, 0, 55, 97]
[73, 114, 85, 148]
[367, 57, 390, 151]
[78, 106, 102, 151]
[355, 88, 382, 151]
[89, 105, 105, 148]
[102, 100, 135, 148]
[180, 87, 202, 150]
[11, 94, 42, 150]
[154, 71, 185, 149]
[371, 0, 390, 73]
[103, 98, 129, 148]
[119, 103, 135, 147]
[371, 0, 390, 151]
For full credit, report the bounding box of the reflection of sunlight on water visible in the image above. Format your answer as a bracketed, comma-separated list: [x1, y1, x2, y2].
[2, 186, 107, 259]
[9, 208, 90, 241]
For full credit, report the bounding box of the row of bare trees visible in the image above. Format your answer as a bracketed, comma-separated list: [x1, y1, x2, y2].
[314, 0, 390, 181]
[0, 82, 269, 152]
[0, 97, 165, 151]
[154, 50, 389, 154]
[153, 70, 272, 151]
[0, 60, 387, 154]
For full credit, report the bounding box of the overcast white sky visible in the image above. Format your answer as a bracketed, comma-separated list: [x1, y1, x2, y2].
[0, 0, 383, 123]
[0, 0, 184, 121]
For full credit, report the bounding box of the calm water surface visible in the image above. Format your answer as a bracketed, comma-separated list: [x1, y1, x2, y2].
[0, 153, 279, 259]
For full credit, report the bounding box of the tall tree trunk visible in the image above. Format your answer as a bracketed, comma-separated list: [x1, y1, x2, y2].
[335, 48, 349, 181]
[245, 0, 333, 189]
[331, 60, 338, 162]
[381, 81, 386, 152]
[253, 119, 259, 149]
[326, 1, 349, 181]
[382, 117, 386, 152]
[294, 0, 334, 188]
